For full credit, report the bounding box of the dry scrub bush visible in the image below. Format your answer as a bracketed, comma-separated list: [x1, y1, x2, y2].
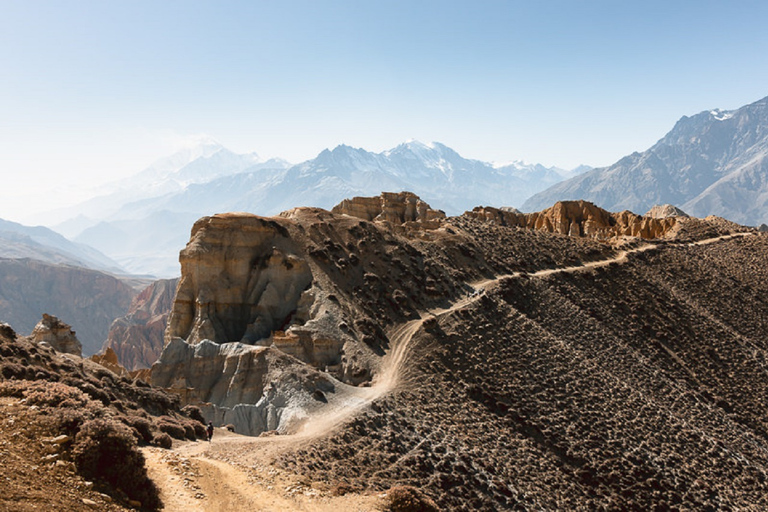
[156, 415, 187, 440]
[24, 381, 90, 408]
[73, 418, 162, 510]
[152, 432, 173, 449]
[181, 404, 206, 424]
[119, 415, 154, 444]
[383, 486, 439, 512]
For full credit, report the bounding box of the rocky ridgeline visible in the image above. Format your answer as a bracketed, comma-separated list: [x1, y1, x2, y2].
[152, 199, 464, 435]
[467, 200, 679, 239]
[149, 192, 740, 437]
[0, 259, 135, 356]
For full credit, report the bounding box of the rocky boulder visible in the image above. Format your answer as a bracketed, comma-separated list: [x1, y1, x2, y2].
[468, 200, 678, 240]
[29, 314, 82, 356]
[0, 322, 16, 341]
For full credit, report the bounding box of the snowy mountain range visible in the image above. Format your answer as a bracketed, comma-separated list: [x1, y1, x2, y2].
[41, 140, 584, 277]
[524, 96, 768, 225]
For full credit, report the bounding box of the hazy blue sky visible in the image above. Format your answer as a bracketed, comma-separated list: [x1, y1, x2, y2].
[1, 0, 767, 220]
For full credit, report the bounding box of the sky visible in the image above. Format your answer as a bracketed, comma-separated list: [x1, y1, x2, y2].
[1, 0, 768, 222]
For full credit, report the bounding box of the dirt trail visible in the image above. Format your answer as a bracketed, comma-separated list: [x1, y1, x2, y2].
[145, 231, 753, 511]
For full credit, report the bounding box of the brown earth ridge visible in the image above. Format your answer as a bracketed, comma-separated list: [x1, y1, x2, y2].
[144, 193, 768, 510]
[3, 193, 767, 511]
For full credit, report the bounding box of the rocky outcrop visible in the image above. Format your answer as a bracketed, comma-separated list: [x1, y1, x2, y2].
[645, 204, 689, 219]
[152, 337, 341, 434]
[88, 347, 129, 377]
[0, 259, 135, 356]
[0, 322, 17, 341]
[332, 191, 446, 229]
[101, 278, 178, 370]
[29, 314, 82, 356]
[166, 215, 313, 346]
[468, 200, 678, 240]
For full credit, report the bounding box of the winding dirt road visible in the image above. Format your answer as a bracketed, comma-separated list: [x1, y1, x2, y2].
[144, 231, 753, 511]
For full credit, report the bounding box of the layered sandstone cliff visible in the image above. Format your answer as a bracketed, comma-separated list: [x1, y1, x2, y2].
[468, 200, 678, 239]
[332, 191, 446, 229]
[166, 214, 314, 346]
[101, 278, 178, 370]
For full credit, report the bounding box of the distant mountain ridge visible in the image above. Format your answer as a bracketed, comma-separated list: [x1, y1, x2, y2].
[0, 218, 124, 273]
[45, 140, 585, 277]
[524, 95, 768, 225]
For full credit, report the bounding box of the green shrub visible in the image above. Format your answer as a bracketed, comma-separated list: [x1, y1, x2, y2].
[73, 418, 162, 510]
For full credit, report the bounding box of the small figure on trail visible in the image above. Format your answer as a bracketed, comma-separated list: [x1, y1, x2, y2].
[206, 421, 214, 442]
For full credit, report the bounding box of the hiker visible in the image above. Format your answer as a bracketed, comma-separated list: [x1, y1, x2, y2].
[206, 421, 214, 442]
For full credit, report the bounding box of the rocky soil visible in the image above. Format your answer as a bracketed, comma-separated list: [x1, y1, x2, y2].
[277, 232, 768, 510]
[0, 324, 209, 511]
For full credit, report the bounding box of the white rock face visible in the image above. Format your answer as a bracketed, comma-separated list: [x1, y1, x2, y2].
[151, 337, 342, 435]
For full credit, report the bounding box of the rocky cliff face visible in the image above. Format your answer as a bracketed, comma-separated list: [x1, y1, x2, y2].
[28, 313, 82, 355]
[101, 278, 178, 370]
[467, 200, 678, 240]
[0, 259, 135, 356]
[332, 191, 446, 228]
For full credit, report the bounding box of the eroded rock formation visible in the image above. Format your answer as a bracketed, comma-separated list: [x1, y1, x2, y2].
[101, 278, 178, 370]
[646, 204, 689, 219]
[88, 347, 129, 377]
[332, 191, 446, 229]
[29, 314, 82, 356]
[152, 337, 340, 434]
[469, 200, 678, 239]
[167, 215, 313, 346]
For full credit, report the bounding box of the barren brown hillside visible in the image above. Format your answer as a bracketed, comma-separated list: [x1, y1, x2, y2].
[277, 231, 768, 510]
